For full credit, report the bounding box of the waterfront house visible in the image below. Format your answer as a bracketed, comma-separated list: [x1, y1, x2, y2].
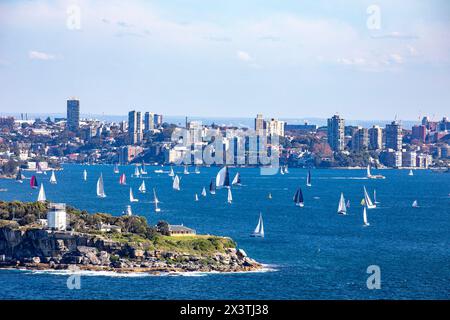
[168, 224, 196, 236]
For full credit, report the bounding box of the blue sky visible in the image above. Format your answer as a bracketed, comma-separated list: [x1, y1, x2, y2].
[0, 0, 449, 121]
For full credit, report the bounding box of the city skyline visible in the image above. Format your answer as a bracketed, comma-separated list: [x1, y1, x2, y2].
[1, 0, 450, 120]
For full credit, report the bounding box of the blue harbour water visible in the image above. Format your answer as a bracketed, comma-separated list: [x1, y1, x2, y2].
[0, 165, 449, 300]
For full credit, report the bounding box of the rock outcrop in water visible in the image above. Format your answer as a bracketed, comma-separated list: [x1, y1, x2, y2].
[0, 227, 261, 273]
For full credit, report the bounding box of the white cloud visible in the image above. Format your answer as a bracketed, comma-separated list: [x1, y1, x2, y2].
[29, 50, 55, 61]
[237, 50, 252, 62]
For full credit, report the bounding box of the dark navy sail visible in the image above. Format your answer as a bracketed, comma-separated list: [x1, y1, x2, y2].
[293, 188, 304, 207]
[209, 179, 216, 194]
[223, 167, 230, 188]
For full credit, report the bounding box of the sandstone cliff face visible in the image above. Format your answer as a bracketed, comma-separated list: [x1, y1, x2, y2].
[0, 228, 261, 273]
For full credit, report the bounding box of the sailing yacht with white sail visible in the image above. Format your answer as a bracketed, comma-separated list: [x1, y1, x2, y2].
[195, 193, 199, 202]
[133, 166, 140, 178]
[153, 188, 161, 212]
[412, 200, 418, 208]
[216, 166, 230, 188]
[227, 188, 233, 204]
[139, 181, 146, 193]
[37, 184, 46, 202]
[195, 166, 200, 174]
[173, 175, 181, 191]
[293, 188, 304, 207]
[280, 166, 285, 175]
[363, 207, 370, 226]
[337, 193, 347, 215]
[251, 213, 264, 238]
[201, 187, 207, 197]
[140, 162, 147, 175]
[168, 167, 175, 177]
[408, 169, 414, 176]
[49, 170, 57, 184]
[129, 188, 139, 202]
[232, 172, 241, 186]
[363, 186, 376, 209]
[83, 169, 87, 181]
[97, 174, 106, 198]
[183, 165, 190, 175]
[113, 163, 119, 174]
[373, 190, 380, 204]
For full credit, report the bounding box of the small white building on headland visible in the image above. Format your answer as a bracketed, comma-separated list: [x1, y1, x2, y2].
[47, 203, 67, 231]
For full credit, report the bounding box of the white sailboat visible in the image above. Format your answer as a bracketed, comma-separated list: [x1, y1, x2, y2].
[268, 192, 272, 200]
[49, 170, 57, 184]
[195, 166, 200, 174]
[195, 193, 199, 202]
[173, 175, 181, 191]
[83, 169, 87, 181]
[201, 187, 207, 197]
[129, 187, 139, 202]
[133, 166, 140, 178]
[251, 213, 264, 238]
[227, 188, 233, 204]
[215, 166, 230, 188]
[363, 186, 376, 209]
[280, 166, 285, 175]
[363, 207, 370, 226]
[183, 165, 190, 175]
[37, 184, 46, 202]
[412, 200, 418, 208]
[373, 190, 380, 204]
[232, 172, 241, 186]
[153, 188, 161, 212]
[96, 174, 106, 198]
[113, 163, 119, 174]
[168, 167, 175, 177]
[337, 193, 347, 215]
[408, 169, 414, 176]
[138, 181, 146, 193]
[284, 166, 289, 174]
[140, 163, 147, 175]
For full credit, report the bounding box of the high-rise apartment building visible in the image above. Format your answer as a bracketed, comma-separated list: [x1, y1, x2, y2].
[128, 110, 143, 144]
[144, 112, 155, 132]
[385, 121, 402, 151]
[327, 114, 345, 152]
[67, 99, 80, 132]
[352, 128, 369, 151]
[368, 125, 383, 150]
[255, 114, 265, 134]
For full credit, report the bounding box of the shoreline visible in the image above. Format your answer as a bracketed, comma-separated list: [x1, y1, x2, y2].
[0, 261, 265, 275]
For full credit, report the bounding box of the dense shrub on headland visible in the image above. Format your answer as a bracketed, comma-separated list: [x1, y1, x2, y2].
[0, 201, 236, 254]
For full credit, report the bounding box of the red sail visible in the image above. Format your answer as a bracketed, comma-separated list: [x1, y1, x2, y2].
[119, 173, 126, 185]
[30, 175, 38, 188]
